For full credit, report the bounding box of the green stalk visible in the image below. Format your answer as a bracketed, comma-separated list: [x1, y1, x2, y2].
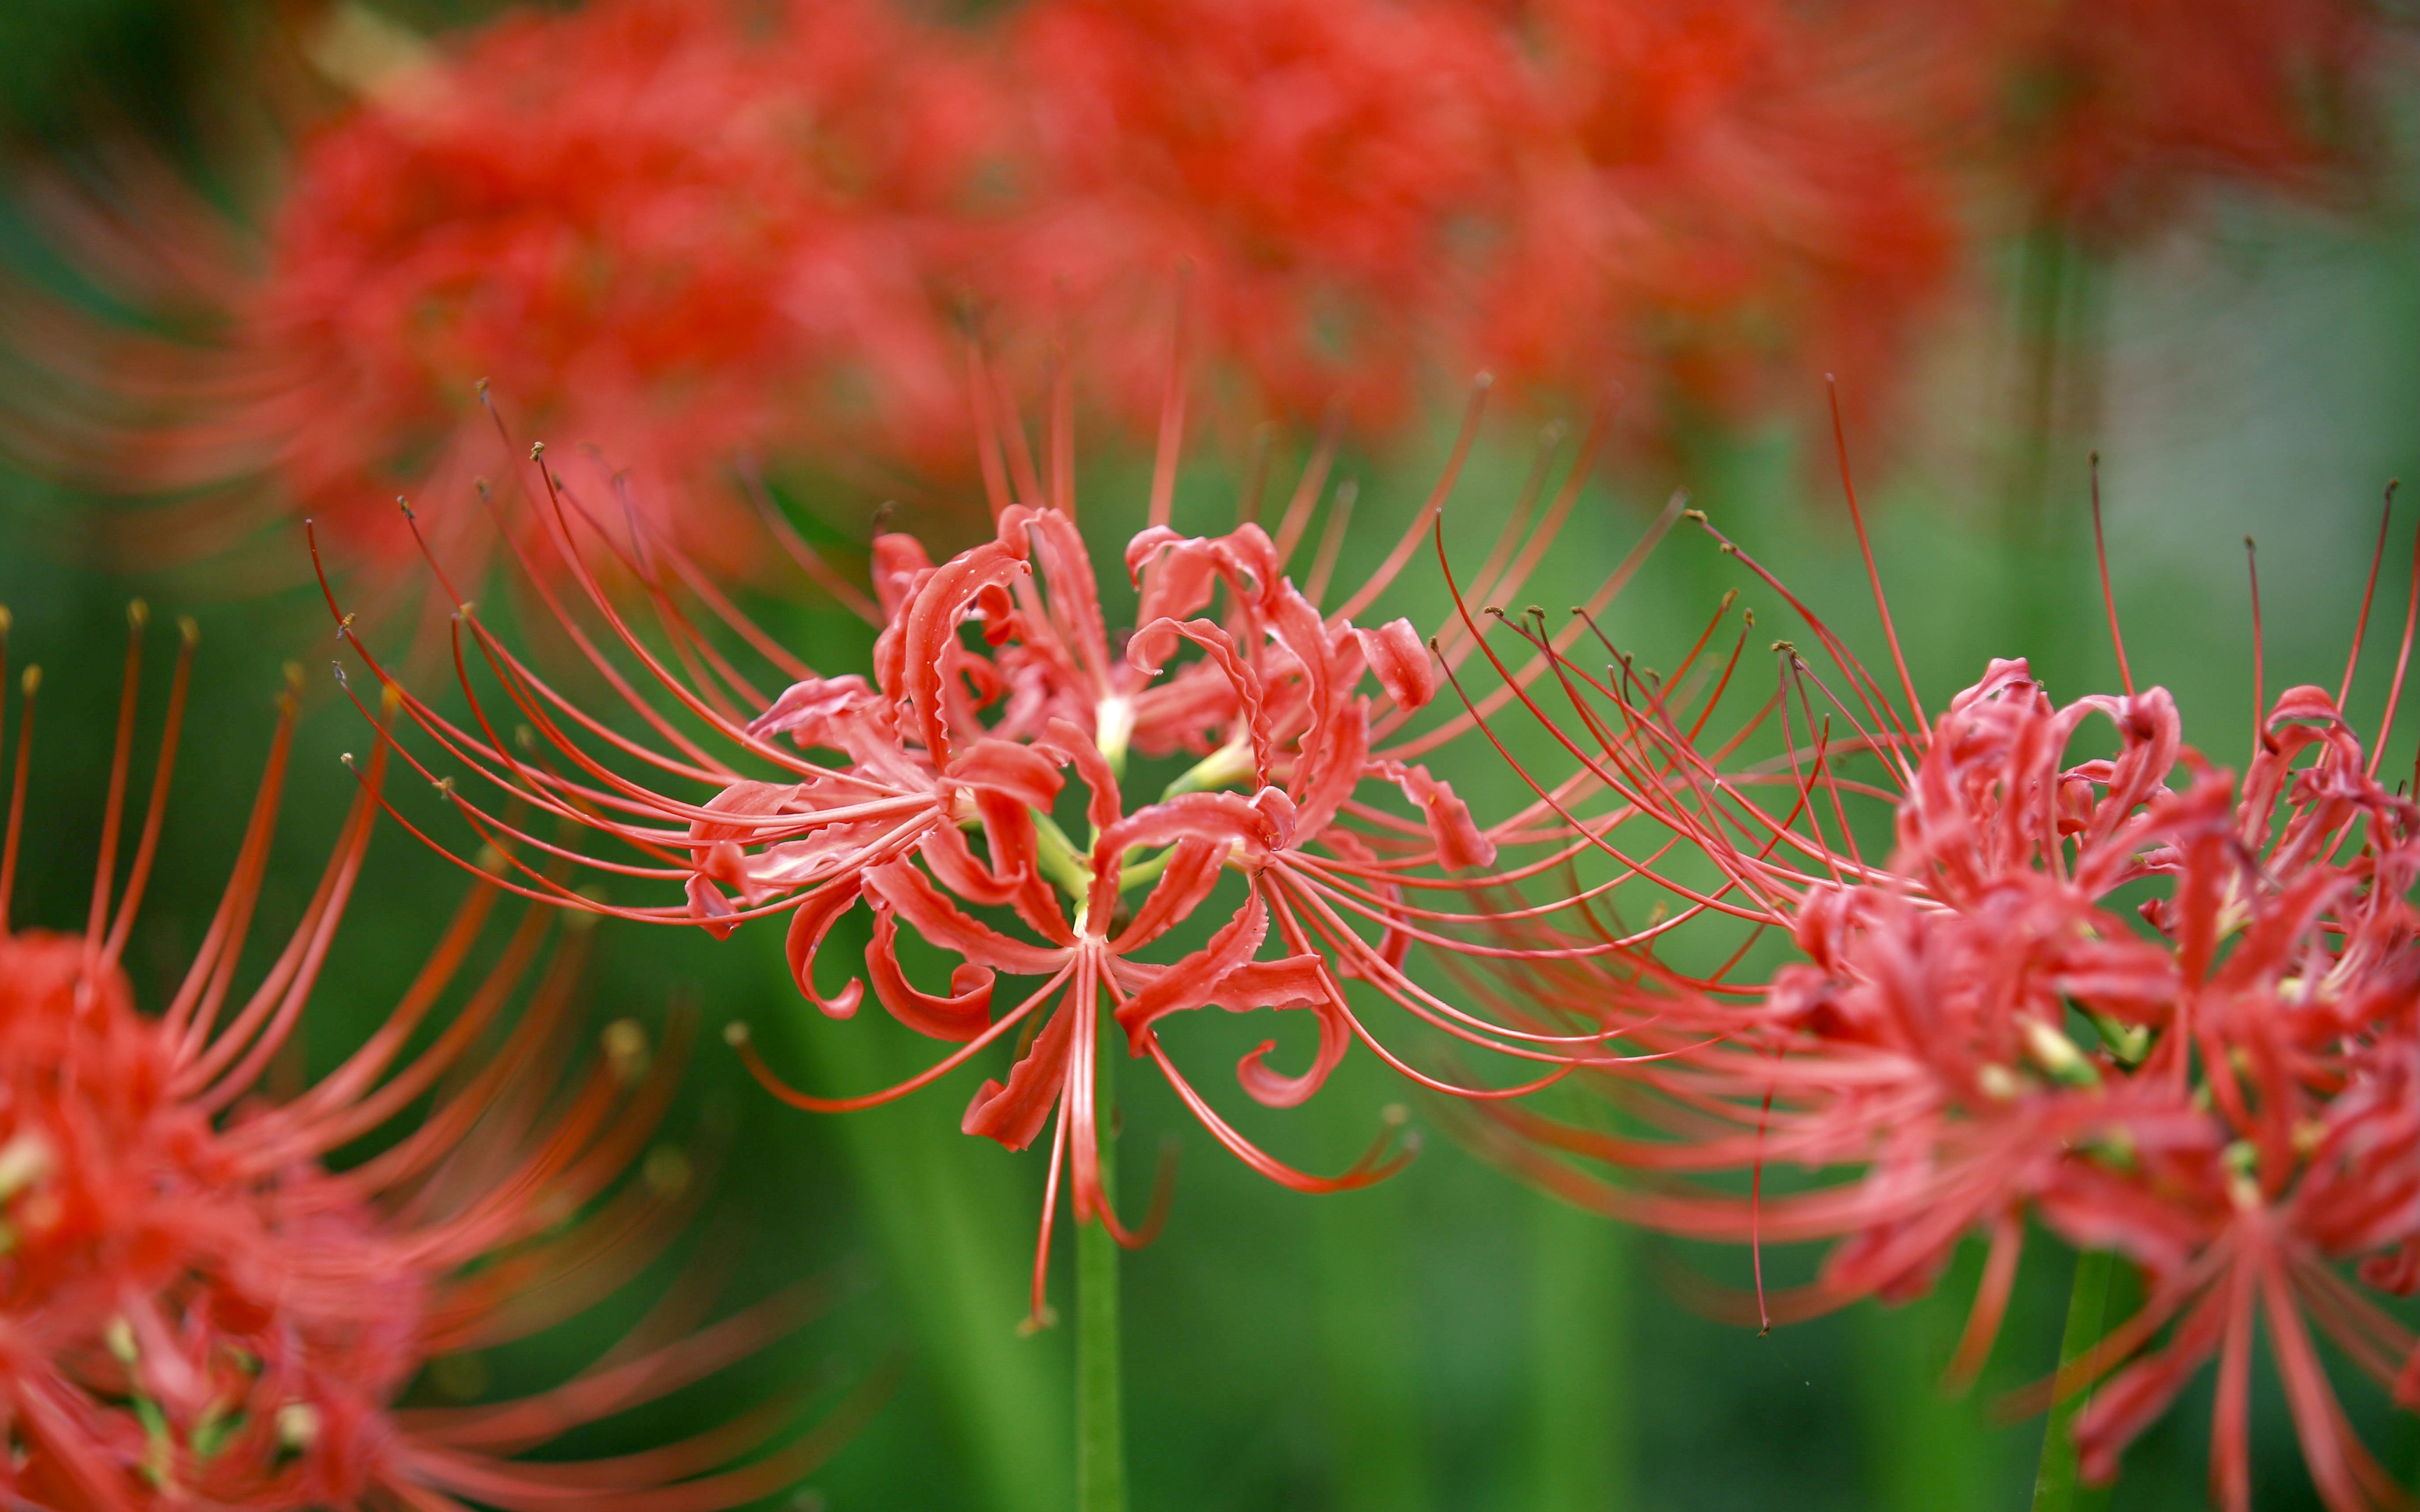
[1524, 1191, 1633, 1511]
[1852, 1284, 1999, 1508]
[2031, 1249, 2118, 1512]
[762, 941, 1069, 1511]
[1076, 1036, 1128, 1512]
[1310, 1126, 1432, 1512]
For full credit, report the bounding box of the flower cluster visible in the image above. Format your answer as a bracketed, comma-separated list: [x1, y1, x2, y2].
[1, 0, 999, 598]
[6, 0, 2393, 594]
[325, 387, 1628, 1322]
[1859, 0, 2385, 240]
[1441, 482, 2419, 1507]
[0, 612, 876, 1510]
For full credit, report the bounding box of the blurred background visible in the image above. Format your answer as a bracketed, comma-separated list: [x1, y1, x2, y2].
[3, 1, 2419, 1507]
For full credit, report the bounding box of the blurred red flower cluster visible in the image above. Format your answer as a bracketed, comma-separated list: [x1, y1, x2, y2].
[2, 0, 2392, 588]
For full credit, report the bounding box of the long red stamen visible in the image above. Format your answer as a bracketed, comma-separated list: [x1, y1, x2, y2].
[2089, 451, 2136, 696]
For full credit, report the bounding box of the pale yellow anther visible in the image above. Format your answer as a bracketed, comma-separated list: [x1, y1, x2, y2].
[276, 1401, 322, 1450]
[2020, 1017, 2097, 1086]
[0, 1135, 51, 1200]
[602, 1018, 650, 1084]
[1975, 1064, 2024, 1101]
[2223, 1140, 2262, 1208]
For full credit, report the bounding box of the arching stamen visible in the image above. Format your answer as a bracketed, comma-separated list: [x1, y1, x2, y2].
[2246, 536, 2266, 750]
[2365, 498, 2420, 777]
[1146, 279, 1189, 531]
[1332, 373, 1490, 622]
[1047, 340, 1075, 520]
[2089, 452, 2136, 697]
[1749, 1065, 1776, 1336]
[163, 669, 297, 1055]
[1827, 377, 1924, 731]
[1028, 1081, 1072, 1331]
[964, 332, 1018, 520]
[101, 615, 198, 969]
[2338, 481, 2395, 708]
[736, 454, 881, 625]
[1270, 404, 1344, 566]
[1303, 478, 1357, 605]
[85, 600, 148, 952]
[1235, 423, 1276, 526]
[0, 663, 34, 932]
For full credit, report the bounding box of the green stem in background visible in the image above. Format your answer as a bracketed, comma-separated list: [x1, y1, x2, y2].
[1852, 1253, 2003, 1511]
[767, 944, 1071, 1512]
[2032, 1250, 2118, 1512]
[1310, 1124, 1432, 1511]
[1076, 1037, 1128, 1512]
[1524, 1191, 1634, 1511]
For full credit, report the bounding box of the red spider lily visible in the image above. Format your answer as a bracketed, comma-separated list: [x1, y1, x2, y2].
[314, 374, 1664, 1324]
[987, 0, 1520, 435]
[0, 0, 995, 608]
[1436, 426, 2419, 1508]
[1476, 0, 1960, 426]
[0, 610, 886, 1511]
[1856, 0, 2388, 241]
[986, 0, 1960, 442]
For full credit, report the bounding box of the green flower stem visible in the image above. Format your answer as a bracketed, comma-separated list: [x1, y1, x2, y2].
[1076, 1036, 1128, 1512]
[1852, 1276, 1999, 1508]
[1525, 1191, 1633, 1511]
[755, 911, 1069, 1511]
[2032, 1249, 2118, 1512]
[1310, 1114, 1432, 1512]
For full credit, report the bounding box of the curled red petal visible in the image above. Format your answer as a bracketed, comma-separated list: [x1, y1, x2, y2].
[866, 906, 994, 1042]
[784, 878, 866, 1019]
[1372, 758, 1497, 869]
[1114, 895, 1270, 1047]
[1355, 617, 1436, 710]
[1210, 955, 1350, 1108]
[963, 998, 1076, 1151]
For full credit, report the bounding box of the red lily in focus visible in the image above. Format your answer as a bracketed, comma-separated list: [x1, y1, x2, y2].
[1439, 430, 2419, 1508]
[319, 376, 1655, 1323]
[0, 610, 882, 1511]
[0, 0, 995, 610]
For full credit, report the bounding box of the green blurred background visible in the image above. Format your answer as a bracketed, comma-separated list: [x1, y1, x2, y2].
[4, 1, 2420, 1507]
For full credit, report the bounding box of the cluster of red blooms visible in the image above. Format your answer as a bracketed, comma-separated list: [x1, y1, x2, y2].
[1439, 444, 2419, 1507]
[0, 611, 876, 1509]
[0, 0, 999, 602]
[319, 379, 1654, 1322]
[1854, 0, 2387, 240]
[2, 0, 2391, 590]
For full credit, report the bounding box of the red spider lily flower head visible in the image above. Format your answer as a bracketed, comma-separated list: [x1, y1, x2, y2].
[987, 0, 1523, 435]
[320, 374, 1654, 1326]
[0, 609, 881, 1511]
[1476, 0, 1961, 427]
[1859, 0, 2390, 243]
[0, 0, 997, 606]
[1439, 428, 2419, 1510]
